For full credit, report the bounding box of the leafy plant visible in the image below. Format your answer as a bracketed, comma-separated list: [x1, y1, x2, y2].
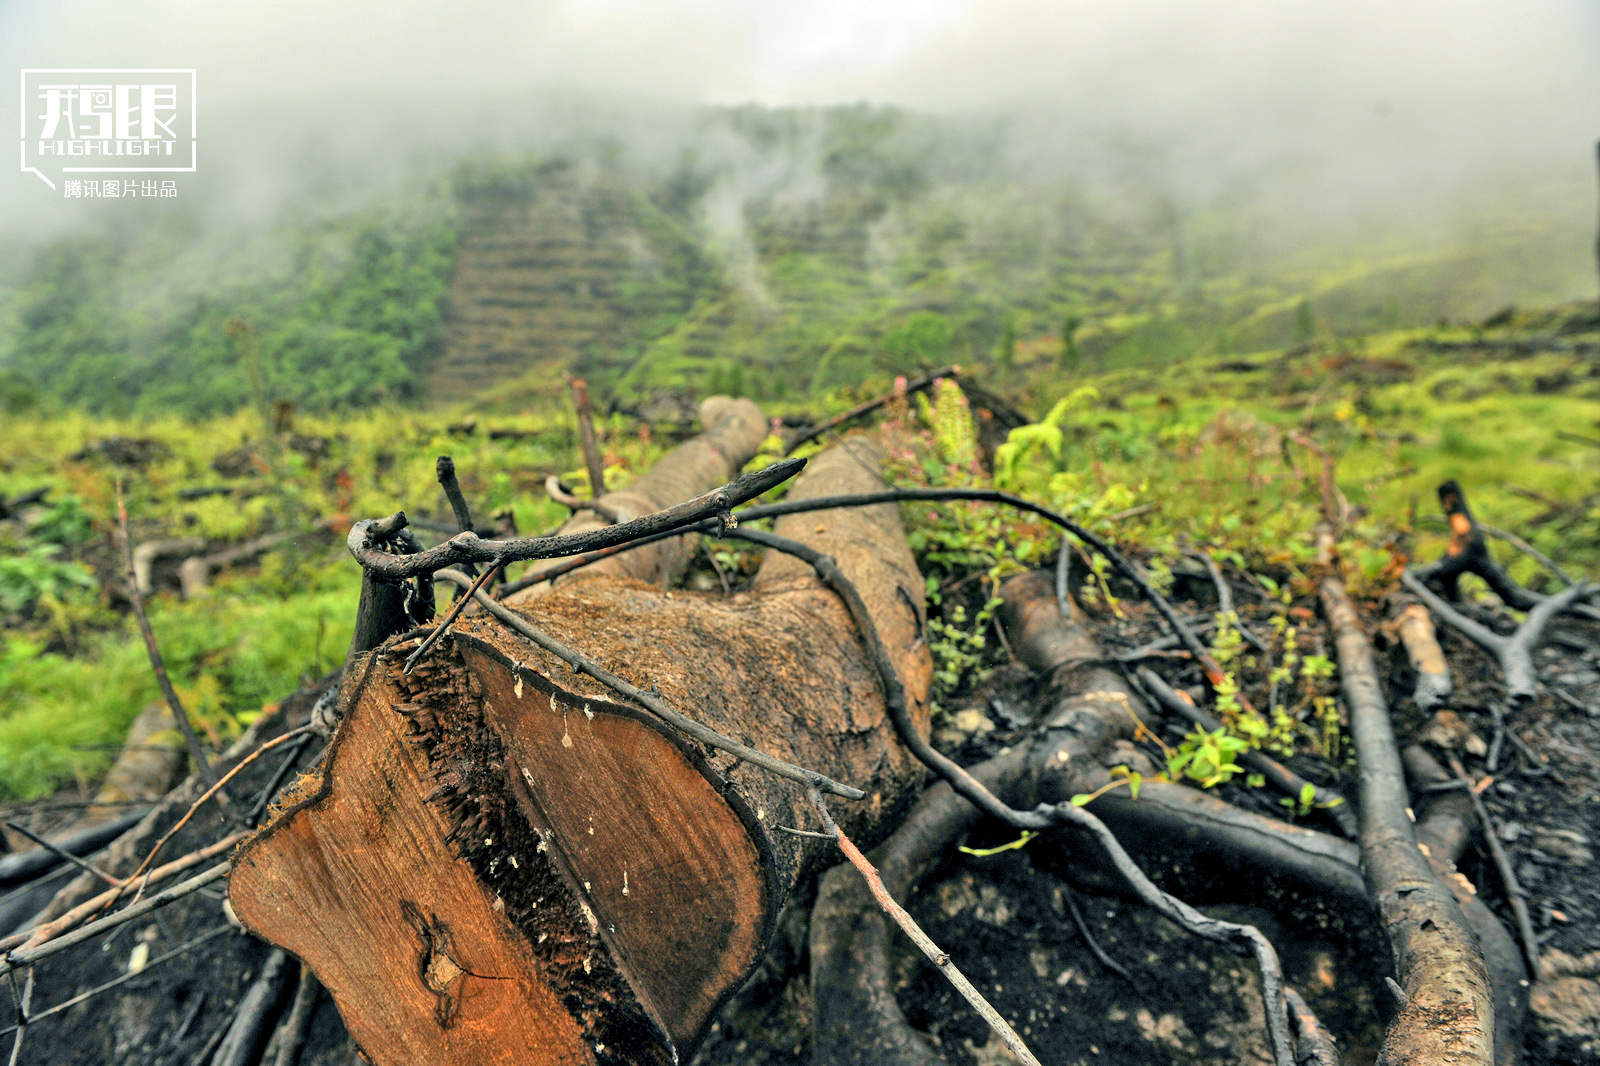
[1166, 728, 1251, 788]
[0, 544, 95, 615]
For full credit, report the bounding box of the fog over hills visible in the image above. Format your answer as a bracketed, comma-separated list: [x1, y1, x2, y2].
[0, 2, 1596, 410]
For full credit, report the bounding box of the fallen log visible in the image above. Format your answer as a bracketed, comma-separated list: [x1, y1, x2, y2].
[229, 403, 934, 1066]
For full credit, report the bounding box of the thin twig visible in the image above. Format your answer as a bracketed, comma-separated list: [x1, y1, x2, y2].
[0, 862, 230, 978]
[115, 480, 225, 799]
[4, 969, 31, 1066]
[2, 823, 118, 887]
[430, 569, 865, 799]
[121, 727, 313, 897]
[703, 541, 732, 595]
[248, 733, 317, 826]
[1198, 551, 1269, 652]
[0, 926, 232, 1039]
[1055, 532, 1072, 618]
[781, 366, 960, 454]
[402, 564, 501, 673]
[4, 833, 244, 955]
[807, 788, 1043, 1066]
[1060, 884, 1134, 984]
[1445, 753, 1540, 974]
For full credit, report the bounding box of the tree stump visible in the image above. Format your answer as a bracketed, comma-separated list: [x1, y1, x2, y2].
[229, 403, 932, 1066]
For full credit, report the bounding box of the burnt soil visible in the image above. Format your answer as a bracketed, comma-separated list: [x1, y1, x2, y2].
[3, 574, 1597, 1066]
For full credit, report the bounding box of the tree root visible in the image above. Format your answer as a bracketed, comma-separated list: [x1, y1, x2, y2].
[810, 570, 1330, 1066]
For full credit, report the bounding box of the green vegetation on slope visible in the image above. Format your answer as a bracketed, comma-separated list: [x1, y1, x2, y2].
[4, 105, 1594, 418]
[1, 198, 457, 417]
[1, 299, 1595, 798]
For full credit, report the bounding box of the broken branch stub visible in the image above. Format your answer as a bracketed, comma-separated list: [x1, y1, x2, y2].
[228, 417, 933, 1066]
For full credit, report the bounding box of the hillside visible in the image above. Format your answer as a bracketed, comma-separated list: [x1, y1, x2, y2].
[2, 105, 1595, 417]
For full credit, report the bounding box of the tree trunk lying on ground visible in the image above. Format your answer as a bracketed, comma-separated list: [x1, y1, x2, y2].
[229, 400, 934, 1066]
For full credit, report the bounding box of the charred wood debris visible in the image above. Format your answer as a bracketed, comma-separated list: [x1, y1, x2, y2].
[2, 375, 1596, 1066]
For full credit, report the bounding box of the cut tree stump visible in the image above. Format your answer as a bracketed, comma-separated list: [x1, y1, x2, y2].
[229, 400, 932, 1066]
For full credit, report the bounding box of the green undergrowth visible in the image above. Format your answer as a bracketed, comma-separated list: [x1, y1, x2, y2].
[1, 302, 1596, 799]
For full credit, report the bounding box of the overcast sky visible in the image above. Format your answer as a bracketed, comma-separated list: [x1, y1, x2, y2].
[2, 1, 1597, 232]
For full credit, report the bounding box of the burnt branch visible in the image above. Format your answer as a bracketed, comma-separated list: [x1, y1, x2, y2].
[434, 456, 477, 536]
[346, 457, 804, 580]
[1321, 547, 1495, 1066]
[782, 366, 960, 455]
[115, 482, 226, 799]
[1400, 569, 1591, 704]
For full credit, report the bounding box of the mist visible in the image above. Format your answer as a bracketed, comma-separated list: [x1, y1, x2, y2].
[1, 0, 1597, 322]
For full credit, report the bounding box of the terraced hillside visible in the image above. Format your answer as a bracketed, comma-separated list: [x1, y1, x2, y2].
[429, 160, 718, 405]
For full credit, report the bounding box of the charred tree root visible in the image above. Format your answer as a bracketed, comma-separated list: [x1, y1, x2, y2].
[810, 571, 1324, 1066]
[1321, 556, 1497, 1066]
[1400, 570, 1590, 704]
